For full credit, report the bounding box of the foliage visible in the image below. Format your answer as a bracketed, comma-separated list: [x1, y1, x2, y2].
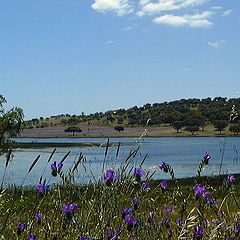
[171, 121, 184, 133]
[0, 95, 24, 155]
[1, 146, 240, 239]
[114, 125, 124, 133]
[64, 126, 82, 136]
[25, 97, 240, 129]
[212, 120, 228, 134]
[185, 126, 200, 135]
[229, 124, 240, 135]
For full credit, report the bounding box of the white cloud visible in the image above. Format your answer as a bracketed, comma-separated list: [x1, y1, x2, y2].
[106, 40, 114, 44]
[122, 26, 133, 31]
[222, 9, 232, 17]
[91, 0, 133, 16]
[208, 40, 227, 48]
[137, 0, 209, 16]
[211, 6, 222, 10]
[153, 11, 213, 28]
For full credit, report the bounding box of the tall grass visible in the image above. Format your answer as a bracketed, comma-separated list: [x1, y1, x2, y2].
[0, 141, 240, 239]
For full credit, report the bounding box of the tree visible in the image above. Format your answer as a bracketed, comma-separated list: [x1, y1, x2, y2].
[229, 124, 240, 135]
[114, 126, 124, 133]
[172, 121, 183, 133]
[67, 117, 80, 125]
[0, 95, 24, 155]
[212, 120, 228, 134]
[185, 126, 199, 135]
[64, 126, 82, 136]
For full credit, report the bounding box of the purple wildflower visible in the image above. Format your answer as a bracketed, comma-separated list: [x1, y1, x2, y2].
[63, 203, 77, 219]
[17, 223, 25, 235]
[215, 220, 221, 226]
[35, 212, 42, 224]
[158, 162, 168, 172]
[203, 191, 213, 204]
[36, 183, 49, 194]
[162, 217, 170, 227]
[203, 152, 211, 165]
[160, 180, 168, 190]
[141, 182, 150, 191]
[27, 234, 36, 240]
[165, 206, 173, 214]
[177, 218, 183, 226]
[193, 184, 206, 198]
[193, 225, 204, 239]
[168, 228, 173, 237]
[103, 169, 118, 186]
[235, 224, 240, 234]
[51, 161, 63, 177]
[120, 208, 133, 218]
[77, 236, 93, 240]
[132, 197, 140, 210]
[134, 168, 145, 182]
[227, 175, 236, 184]
[124, 215, 139, 231]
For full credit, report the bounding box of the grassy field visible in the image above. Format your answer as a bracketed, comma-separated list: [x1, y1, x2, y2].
[1, 146, 240, 239]
[20, 124, 238, 138]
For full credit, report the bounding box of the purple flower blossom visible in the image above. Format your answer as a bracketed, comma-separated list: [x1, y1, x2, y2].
[51, 161, 63, 176]
[203, 191, 213, 205]
[165, 206, 173, 214]
[193, 225, 204, 239]
[215, 220, 221, 226]
[77, 236, 93, 240]
[134, 168, 145, 181]
[132, 197, 140, 206]
[235, 224, 240, 234]
[35, 212, 42, 224]
[162, 217, 170, 227]
[158, 162, 168, 172]
[177, 218, 183, 226]
[27, 234, 36, 240]
[203, 152, 211, 165]
[124, 215, 139, 231]
[120, 208, 133, 218]
[227, 175, 236, 184]
[36, 183, 49, 194]
[168, 228, 173, 237]
[17, 223, 25, 235]
[103, 169, 118, 186]
[160, 180, 168, 190]
[193, 184, 206, 198]
[141, 182, 150, 191]
[63, 203, 77, 219]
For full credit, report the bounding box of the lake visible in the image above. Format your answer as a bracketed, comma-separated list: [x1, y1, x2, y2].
[0, 137, 239, 187]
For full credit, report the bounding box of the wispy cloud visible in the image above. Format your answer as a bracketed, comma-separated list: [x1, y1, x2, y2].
[222, 9, 232, 17]
[153, 11, 214, 28]
[106, 40, 114, 44]
[211, 6, 222, 10]
[122, 26, 133, 31]
[181, 67, 192, 71]
[208, 40, 227, 48]
[91, 0, 133, 16]
[137, 0, 209, 16]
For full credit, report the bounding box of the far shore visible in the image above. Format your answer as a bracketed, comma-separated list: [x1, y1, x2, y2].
[19, 125, 238, 139]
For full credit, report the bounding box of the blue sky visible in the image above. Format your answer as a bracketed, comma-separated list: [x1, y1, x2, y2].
[0, 0, 239, 119]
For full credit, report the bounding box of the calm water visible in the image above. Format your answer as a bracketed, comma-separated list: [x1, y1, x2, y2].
[0, 137, 239, 186]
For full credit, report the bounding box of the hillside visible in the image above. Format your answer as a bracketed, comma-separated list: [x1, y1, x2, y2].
[22, 97, 240, 137]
